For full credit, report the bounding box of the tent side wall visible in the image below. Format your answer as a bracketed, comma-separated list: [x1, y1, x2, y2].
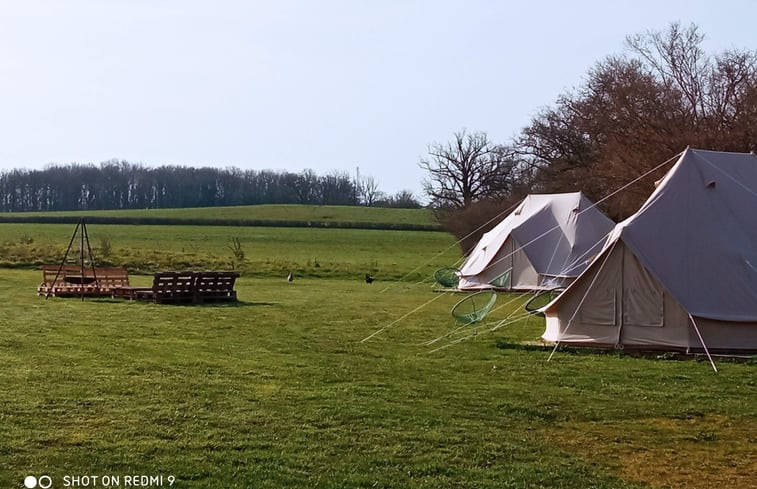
[543, 241, 625, 346]
[689, 318, 757, 352]
[458, 237, 515, 290]
[510, 238, 539, 290]
[458, 236, 545, 291]
[544, 242, 693, 350]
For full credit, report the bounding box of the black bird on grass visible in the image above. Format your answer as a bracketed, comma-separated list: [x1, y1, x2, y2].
[287, 272, 294, 282]
[365, 274, 375, 284]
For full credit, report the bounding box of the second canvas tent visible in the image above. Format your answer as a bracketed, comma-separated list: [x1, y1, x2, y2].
[458, 192, 615, 291]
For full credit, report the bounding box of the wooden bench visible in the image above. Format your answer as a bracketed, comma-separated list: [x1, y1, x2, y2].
[193, 271, 239, 302]
[38, 265, 130, 297]
[113, 271, 239, 304]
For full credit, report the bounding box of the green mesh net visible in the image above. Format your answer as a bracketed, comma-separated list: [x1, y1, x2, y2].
[524, 287, 565, 316]
[434, 267, 460, 288]
[451, 290, 497, 325]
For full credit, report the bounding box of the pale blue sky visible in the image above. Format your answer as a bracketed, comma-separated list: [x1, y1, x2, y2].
[0, 1, 754, 197]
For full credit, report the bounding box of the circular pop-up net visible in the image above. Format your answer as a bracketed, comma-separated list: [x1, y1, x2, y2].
[524, 287, 565, 316]
[434, 267, 460, 288]
[451, 290, 497, 325]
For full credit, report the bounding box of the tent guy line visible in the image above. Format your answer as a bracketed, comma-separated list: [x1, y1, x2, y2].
[419, 256, 467, 290]
[378, 200, 523, 294]
[364, 151, 683, 345]
[422, 292, 532, 346]
[458, 192, 614, 291]
[547, 241, 619, 362]
[359, 290, 450, 343]
[557, 228, 615, 276]
[468, 151, 683, 282]
[440, 294, 534, 344]
[426, 304, 535, 355]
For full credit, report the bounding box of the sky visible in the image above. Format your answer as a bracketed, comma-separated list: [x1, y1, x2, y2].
[0, 0, 755, 198]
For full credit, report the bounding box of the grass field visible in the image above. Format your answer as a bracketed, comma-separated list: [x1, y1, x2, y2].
[0, 222, 459, 279]
[3, 204, 438, 227]
[0, 218, 755, 488]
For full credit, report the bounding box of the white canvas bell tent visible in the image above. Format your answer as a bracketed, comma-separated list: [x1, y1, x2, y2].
[458, 192, 615, 291]
[543, 148, 757, 352]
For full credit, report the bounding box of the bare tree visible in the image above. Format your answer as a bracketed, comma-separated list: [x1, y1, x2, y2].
[375, 190, 422, 208]
[420, 130, 517, 208]
[626, 23, 709, 121]
[517, 22, 757, 220]
[356, 175, 384, 206]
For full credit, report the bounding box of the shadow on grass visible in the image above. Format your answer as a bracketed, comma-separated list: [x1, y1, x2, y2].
[198, 300, 279, 308]
[89, 298, 278, 307]
[493, 339, 551, 353]
[494, 339, 757, 364]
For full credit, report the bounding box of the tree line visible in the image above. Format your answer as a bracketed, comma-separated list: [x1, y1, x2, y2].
[421, 23, 757, 252]
[0, 162, 421, 212]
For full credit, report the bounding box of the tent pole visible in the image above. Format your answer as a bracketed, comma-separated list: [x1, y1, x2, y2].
[688, 314, 718, 373]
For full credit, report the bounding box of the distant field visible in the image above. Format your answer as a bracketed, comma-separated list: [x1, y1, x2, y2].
[0, 269, 754, 488]
[2, 204, 440, 229]
[0, 222, 461, 279]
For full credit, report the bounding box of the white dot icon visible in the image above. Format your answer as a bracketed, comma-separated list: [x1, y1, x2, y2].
[24, 476, 37, 488]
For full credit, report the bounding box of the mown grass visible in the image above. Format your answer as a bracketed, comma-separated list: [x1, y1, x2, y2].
[0, 223, 459, 279]
[0, 268, 755, 489]
[3, 204, 437, 227]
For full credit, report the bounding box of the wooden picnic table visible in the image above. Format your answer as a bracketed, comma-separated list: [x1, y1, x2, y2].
[37, 265, 130, 297]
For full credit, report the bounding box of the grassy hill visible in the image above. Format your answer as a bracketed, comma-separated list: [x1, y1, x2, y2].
[1, 204, 441, 230]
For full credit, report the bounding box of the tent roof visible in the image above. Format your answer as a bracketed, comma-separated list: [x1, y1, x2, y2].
[610, 148, 757, 322]
[459, 192, 615, 278]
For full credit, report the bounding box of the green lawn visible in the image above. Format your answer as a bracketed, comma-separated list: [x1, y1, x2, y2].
[0, 223, 459, 279]
[3, 204, 438, 227]
[0, 267, 754, 489]
[0, 216, 754, 488]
